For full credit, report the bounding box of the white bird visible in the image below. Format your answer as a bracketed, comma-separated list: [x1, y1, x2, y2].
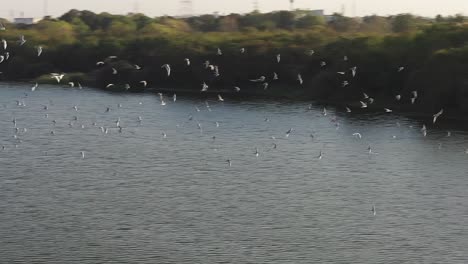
[162, 132, 167, 138]
[398, 66, 405, 72]
[263, 82, 269, 90]
[111, 67, 118, 75]
[124, 84, 130, 90]
[285, 128, 293, 138]
[37, 46, 43, 57]
[4, 52, 8, 60]
[433, 109, 444, 124]
[234, 86, 241, 92]
[411, 97, 416, 104]
[217, 48, 222, 55]
[363, 93, 369, 99]
[322, 107, 327, 116]
[215, 121, 220, 128]
[351, 66, 357, 77]
[218, 94, 224, 102]
[411, 90, 418, 99]
[108, 56, 117, 60]
[0, 22, 5, 30]
[421, 124, 427, 137]
[240, 48, 245, 54]
[96, 61, 105, 66]
[368, 98, 374, 104]
[1, 39, 6, 50]
[317, 151, 323, 160]
[106, 84, 114, 88]
[447, 131, 451, 137]
[0, 56, 4, 64]
[255, 148, 259, 157]
[184, 58, 190, 66]
[31, 83, 38, 92]
[19, 35, 26, 46]
[371, 205, 376, 216]
[395, 94, 401, 101]
[134, 64, 141, 70]
[201, 82, 209, 92]
[297, 74, 303, 85]
[50, 73, 64, 83]
[344, 55, 348, 61]
[337, 71, 345, 75]
[250, 76, 266, 82]
[276, 54, 281, 63]
[161, 64, 171, 76]
[273, 72, 279, 80]
[384, 108, 393, 113]
[226, 159, 232, 167]
[346, 107, 352, 113]
[306, 49, 315, 56]
[173, 94, 177, 102]
[360, 101, 368, 108]
[342, 81, 349, 87]
[140, 80, 147, 87]
[68, 82, 75, 88]
[353, 133, 362, 139]
[320, 61, 327, 67]
[78, 82, 82, 89]
[81, 151, 85, 159]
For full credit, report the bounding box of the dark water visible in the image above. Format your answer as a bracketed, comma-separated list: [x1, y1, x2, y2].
[1, 83, 467, 263]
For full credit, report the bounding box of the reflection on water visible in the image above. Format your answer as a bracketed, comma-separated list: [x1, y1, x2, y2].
[1, 83, 467, 263]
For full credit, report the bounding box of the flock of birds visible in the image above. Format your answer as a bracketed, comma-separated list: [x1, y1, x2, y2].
[1, 23, 467, 217]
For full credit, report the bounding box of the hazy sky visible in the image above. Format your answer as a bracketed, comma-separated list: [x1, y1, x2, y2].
[1, 0, 467, 19]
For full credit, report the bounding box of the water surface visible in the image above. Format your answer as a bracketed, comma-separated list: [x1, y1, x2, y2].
[1, 83, 467, 263]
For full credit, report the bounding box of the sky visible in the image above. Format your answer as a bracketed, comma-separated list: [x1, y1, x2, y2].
[1, 0, 467, 19]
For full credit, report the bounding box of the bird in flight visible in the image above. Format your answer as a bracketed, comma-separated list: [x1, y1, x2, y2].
[161, 64, 171, 76]
[433, 109, 444, 124]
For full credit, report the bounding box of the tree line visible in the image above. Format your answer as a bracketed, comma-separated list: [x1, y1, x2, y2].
[1, 10, 468, 113]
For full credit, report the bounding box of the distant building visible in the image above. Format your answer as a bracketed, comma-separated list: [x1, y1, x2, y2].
[293, 9, 325, 19]
[13, 17, 41, 25]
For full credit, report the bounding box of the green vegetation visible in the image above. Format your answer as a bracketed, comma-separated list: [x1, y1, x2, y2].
[1, 10, 468, 113]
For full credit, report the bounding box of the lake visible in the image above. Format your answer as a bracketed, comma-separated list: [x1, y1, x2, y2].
[0, 82, 467, 263]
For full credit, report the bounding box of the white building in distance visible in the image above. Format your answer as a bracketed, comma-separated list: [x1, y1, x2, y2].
[13, 18, 41, 25]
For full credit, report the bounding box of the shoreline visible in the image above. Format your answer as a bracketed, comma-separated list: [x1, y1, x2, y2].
[2, 80, 468, 124]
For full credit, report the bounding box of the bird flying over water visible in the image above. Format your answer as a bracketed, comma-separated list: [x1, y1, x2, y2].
[433, 109, 444, 124]
[19, 35, 26, 46]
[201, 82, 209, 92]
[37, 46, 43, 57]
[50, 73, 64, 83]
[250, 76, 266, 82]
[161, 64, 171, 76]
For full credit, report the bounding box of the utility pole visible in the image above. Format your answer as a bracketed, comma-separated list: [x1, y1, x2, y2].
[253, 0, 259, 12]
[179, 0, 194, 17]
[43, 0, 48, 18]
